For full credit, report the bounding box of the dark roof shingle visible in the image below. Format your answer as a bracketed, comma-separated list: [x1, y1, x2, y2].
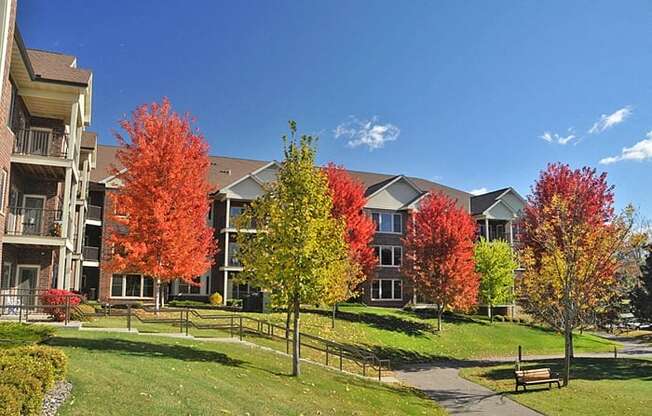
[26, 49, 91, 86]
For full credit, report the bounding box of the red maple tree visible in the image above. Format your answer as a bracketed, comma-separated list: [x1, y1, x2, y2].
[402, 191, 479, 331]
[518, 163, 632, 386]
[104, 99, 216, 309]
[325, 163, 376, 280]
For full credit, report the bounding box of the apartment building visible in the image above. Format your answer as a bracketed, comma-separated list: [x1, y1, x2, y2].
[86, 144, 524, 307]
[0, 0, 97, 298]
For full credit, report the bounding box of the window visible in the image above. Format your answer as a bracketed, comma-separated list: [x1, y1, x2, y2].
[371, 279, 402, 300]
[373, 245, 402, 267]
[178, 277, 202, 295]
[110, 274, 154, 298]
[229, 206, 246, 227]
[0, 168, 6, 213]
[371, 212, 402, 234]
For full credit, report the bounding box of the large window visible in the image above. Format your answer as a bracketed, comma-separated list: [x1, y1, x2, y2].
[371, 279, 402, 300]
[178, 278, 202, 295]
[373, 246, 402, 267]
[111, 274, 154, 298]
[371, 212, 403, 234]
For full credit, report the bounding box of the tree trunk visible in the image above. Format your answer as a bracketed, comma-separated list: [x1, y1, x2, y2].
[569, 331, 574, 358]
[563, 323, 572, 386]
[488, 304, 493, 323]
[292, 298, 301, 377]
[437, 304, 443, 332]
[154, 278, 161, 312]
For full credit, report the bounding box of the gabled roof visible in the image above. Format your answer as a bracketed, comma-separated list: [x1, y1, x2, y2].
[470, 187, 527, 215]
[91, 145, 470, 208]
[26, 49, 91, 86]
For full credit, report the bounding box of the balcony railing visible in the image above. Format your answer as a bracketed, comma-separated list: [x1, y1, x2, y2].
[5, 207, 63, 237]
[83, 246, 100, 261]
[87, 205, 103, 221]
[13, 128, 69, 158]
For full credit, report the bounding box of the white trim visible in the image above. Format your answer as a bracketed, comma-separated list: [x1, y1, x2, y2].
[16, 265, 41, 291]
[109, 273, 154, 299]
[1, 261, 12, 289]
[370, 211, 403, 234]
[366, 175, 423, 201]
[98, 167, 128, 185]
[218, 161, 281, 194]
[0, 0, 11, 104]
[370, 278, 403, 301]
[0, 167, 6, 214]
[373, 245, 403, 268]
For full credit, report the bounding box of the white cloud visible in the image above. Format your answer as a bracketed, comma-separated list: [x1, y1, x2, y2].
[540, 130, 577, 145]
[599, 131, 652, 165]
[469, 187, 488, 195]
[334, 116, 400, 150]
[589, 106, 632, 134]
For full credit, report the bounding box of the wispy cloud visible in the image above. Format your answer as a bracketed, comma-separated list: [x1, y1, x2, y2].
[334, 116, 400, 150]
[588, 106, 632, 134]
[599, 131, 652, 165]
[469, 187, 488, 195]
[540, 129, 577, 145]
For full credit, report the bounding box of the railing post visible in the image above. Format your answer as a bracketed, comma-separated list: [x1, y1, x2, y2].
[363, 362, 366, 377]
[614, 346, 617, 359]
[18, 294, 23, 323]
[230, 316, 234, 337]
[378, 363, 382, 382]
[185, 309, 189, 337]
[517, 345, 522, 370]
[127, 304, 132, 332]
[339, 346, 343, 371]
[239, 316, 243, 341]
[180, 310, 183, 334]
[325, 344, 329, 366]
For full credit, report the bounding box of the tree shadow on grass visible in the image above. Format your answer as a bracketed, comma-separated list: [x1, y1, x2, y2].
[478, 358, 652, 384]
[46, 336, 245, 367]
[307, 308, 435, 336]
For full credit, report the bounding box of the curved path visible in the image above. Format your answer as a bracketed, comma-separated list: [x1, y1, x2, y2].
[395, 333, 652, 416]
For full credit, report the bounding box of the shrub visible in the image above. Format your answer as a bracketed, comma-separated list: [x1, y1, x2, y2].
[4, 345, 68, 381]
[0, 383, 22, 416]
[0, 354, 55, 391]
[169, 299, 210, 308]
[39, 289, 81, 321]
[209, 292, 223, 305]
[226, 299, 243, 308]
[71, 303, 97, 322]
[0, 368, 44, 416]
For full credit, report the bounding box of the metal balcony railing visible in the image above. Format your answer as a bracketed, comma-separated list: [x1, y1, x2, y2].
[5, 207, 63, 237]
[87, 205, 103, 221]
[83, 246, 100, 261]
[13, 128, 69, 158]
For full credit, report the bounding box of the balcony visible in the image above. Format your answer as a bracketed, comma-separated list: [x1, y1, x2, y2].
[5, 207, 64, 243]
[83, 246, 100, 262]
[13, 128, 69, 158]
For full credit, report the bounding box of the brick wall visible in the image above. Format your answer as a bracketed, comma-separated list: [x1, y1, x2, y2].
[0, 0, 18, 267]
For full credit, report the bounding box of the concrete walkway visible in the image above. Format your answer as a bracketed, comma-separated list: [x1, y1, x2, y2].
[395, 361, 542, 415]
[395, 333, 652, 416]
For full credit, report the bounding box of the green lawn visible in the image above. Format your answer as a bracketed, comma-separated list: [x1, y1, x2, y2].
[0, 321, 54, 347]
[82, 306, 618, 365]
[238, 306, 617, 362]
[460, 358, 652, 416]
[48, 329, 445, 416]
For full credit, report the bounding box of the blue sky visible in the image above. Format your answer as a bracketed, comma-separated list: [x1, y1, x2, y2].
[18, 1, 651, 217]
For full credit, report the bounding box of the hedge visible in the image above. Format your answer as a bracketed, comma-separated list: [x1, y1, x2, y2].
[0, 345, 69, 416]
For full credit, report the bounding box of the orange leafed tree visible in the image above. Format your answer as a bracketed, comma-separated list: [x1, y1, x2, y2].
[402, 191, 479, 331]
[325, 163, 376, 281]
[104, 98, 216, 309]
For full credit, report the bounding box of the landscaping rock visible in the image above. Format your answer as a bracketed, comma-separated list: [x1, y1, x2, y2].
[41, 381, 72, 416]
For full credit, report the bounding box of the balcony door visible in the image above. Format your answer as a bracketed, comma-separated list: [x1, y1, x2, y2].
[22, 195, 46, 236]
[16, 266, 39, 306]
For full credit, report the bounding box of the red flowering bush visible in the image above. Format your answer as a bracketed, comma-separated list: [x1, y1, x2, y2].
[39, 289, 81, 321]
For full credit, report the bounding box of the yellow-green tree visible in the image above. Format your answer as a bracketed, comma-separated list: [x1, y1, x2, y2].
[474, 238, 518, 322]
[236, 122, 352, 376]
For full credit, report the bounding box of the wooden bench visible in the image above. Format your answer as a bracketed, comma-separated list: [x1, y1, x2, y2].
[514, 368, 561, 392]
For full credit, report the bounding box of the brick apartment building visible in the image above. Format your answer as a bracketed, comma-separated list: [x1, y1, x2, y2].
[84, 145, 524, 307]
[0, 0, 97, 299]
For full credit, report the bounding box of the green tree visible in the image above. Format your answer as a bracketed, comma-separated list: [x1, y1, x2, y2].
[236, 121, 352, 377]
[474, 238, 518, 322]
